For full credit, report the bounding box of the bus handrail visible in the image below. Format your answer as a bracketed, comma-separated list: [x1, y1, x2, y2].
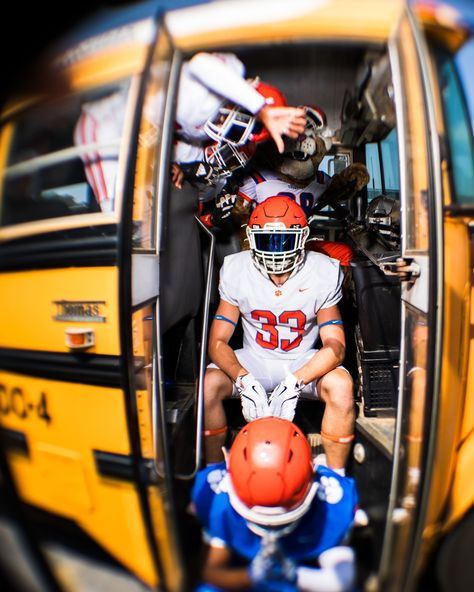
[174, 216, 215, 480]
[3, 140, 121, 178]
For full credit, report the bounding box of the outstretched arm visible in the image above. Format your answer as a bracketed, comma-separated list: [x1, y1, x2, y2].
[188, 52, 306, 153]
[258, 104, 306, 153]
[187, 52, 264, 114]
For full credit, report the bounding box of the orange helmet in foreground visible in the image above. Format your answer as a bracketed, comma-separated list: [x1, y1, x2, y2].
[227, 417, 316, 527]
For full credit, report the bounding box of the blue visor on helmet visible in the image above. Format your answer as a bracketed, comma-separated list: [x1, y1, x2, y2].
[254, 233, 297, 253]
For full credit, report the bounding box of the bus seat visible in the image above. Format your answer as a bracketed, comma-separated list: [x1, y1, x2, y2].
[350, 258, 400, 415]
[305, 239, 354, 267]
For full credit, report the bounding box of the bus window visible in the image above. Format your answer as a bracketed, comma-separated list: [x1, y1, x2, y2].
[0, 80, 131, 227]
[320, 152, 351, 176]
[366, 142, 383, 200]
[457, 38, 474, 133]
[437, 39, 474, 206]
[365, 128, 400, 202]
[380, 129, 400, 196]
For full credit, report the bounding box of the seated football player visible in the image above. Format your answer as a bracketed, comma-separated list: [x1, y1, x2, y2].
[203, 196, 355, 472]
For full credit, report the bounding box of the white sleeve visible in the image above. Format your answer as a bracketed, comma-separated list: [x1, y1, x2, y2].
[318, 260, 343, 310]
[172, 140, 204, 164]
[218, 257, 239, 307]
[187, 52, 266, 115]
[296, 547, 355, 592]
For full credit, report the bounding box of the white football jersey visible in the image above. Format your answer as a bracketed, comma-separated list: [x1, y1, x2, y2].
[238, 168, 331, 216]
[219, 250, 343, 360]
[74, 88, 128, 212]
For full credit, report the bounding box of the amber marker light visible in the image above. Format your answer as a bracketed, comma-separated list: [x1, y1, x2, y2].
[64, 328, 95, 351]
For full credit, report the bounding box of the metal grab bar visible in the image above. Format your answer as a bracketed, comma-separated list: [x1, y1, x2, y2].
[174, 216, 215, 480]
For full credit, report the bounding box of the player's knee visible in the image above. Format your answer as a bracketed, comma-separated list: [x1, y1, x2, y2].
[320, 369, 354, 412]
[204, 369, 233, 407]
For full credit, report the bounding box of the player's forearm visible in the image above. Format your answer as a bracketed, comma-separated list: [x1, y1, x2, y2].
[203, 565, 252, 590]
[208, 339, 247, 381]
[188, 52, 265, 115]
[293, 339, 345, 385]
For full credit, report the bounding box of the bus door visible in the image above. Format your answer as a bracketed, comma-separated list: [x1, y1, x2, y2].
[377, 6, 442, 591]
[0, 14, 185, 591]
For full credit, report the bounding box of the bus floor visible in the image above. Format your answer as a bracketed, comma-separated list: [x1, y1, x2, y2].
[0, 502, 150, 592]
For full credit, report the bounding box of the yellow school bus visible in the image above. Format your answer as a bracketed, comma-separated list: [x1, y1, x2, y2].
[0, 1, 473, 590]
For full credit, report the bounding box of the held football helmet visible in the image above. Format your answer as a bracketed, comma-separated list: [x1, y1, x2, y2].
[204, 141, 256, 178]
[227, 417, 316, 527]
[283, 105, 326, 162]
[203, 80, 287, 147]
[246, 196, 309, 275]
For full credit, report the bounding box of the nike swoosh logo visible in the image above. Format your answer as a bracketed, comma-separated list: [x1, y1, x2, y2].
[299, 288, 309, 292]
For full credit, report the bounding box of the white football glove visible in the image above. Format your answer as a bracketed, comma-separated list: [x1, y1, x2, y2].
[296, 546, 355, 592]
[235, 373, 270, 421]
[268, 374, 304, 421]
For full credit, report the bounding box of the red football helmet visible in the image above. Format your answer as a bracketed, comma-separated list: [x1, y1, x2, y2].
[227, 417, 316, 527]
[203, 79, 287, 147]
[246, 196, 309, 275]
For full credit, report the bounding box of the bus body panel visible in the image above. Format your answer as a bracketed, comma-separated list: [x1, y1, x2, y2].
[166, 0, 404, 51]
[421, 217, 471, 537]
[0, 370, 159, 587]
[0, 7, 168, 589]
[0, 267, 120, 354]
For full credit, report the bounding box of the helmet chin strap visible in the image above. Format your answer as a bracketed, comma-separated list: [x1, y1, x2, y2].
[279, 158, 315, 182]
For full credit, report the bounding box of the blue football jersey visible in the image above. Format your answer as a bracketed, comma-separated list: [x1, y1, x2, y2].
[191, 463, 358, 563]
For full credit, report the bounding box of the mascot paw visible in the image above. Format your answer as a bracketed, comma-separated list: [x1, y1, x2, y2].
[336, 162, 370, 191]
[324, 162, 370, 203]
